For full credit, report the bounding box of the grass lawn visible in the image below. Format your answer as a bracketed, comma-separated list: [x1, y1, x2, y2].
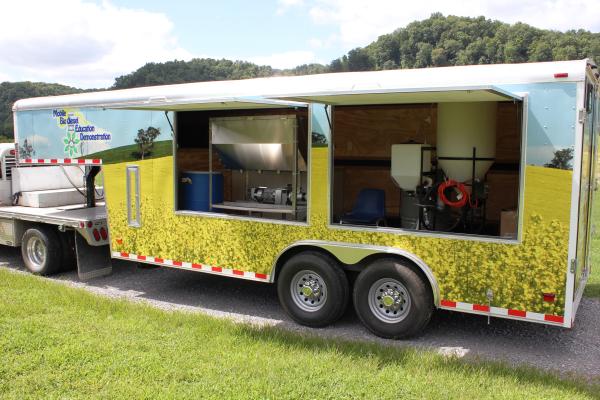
[85, 140, 173, 164]
[0, 269, 598, 399]
[585, 191, 600, 298]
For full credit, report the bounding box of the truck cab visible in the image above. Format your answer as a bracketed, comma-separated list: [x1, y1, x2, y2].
[0, 142, 17, 206]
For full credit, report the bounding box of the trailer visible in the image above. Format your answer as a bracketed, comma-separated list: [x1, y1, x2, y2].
[10, 59, 598, 338]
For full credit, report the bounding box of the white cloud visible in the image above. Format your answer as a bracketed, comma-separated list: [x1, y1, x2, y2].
[280, 0, 305, 5]
[248, 50, 319, 69]
[308, 33, 338, 50]
[276, 0, 305, 15]
[308, 0, 600, 50]
[0, 0, 191, 88]
[308, 38, 323, 49]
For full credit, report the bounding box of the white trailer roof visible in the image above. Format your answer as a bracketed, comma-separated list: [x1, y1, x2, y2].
[13, 59, 590, 111]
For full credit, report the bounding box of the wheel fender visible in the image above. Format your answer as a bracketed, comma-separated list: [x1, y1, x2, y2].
[272, 240, 440, 307]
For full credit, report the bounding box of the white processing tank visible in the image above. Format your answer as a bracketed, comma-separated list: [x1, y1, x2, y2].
[436, 102, 497, 182]
[390, 144, 431, 191]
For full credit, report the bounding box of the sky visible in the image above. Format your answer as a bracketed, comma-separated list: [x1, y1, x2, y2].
[1, 0, 600, 88]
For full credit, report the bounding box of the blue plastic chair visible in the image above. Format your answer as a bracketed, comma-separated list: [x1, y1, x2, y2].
[340, 188, 386, 226]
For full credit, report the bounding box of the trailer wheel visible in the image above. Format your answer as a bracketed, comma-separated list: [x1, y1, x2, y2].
[21, 226, 62, 276]
[277, 251, 349, 327]
[353, 258, 433, 339]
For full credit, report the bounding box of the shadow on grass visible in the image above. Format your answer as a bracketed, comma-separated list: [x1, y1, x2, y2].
[234, 323, 600, 398]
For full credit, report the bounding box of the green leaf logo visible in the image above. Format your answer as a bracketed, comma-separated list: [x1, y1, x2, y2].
[63, 131, 80, 157]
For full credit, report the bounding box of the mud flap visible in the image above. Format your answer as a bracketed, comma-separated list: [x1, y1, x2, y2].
[75, 232, 112, 280]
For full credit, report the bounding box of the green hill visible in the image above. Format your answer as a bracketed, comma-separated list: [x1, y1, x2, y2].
[85, 140, 173, 165]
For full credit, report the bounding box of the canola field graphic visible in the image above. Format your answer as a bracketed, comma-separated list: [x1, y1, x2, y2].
[104, 148, 571, 316]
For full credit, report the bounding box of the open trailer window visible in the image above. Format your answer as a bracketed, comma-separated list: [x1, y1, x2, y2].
[330, 90, 523, 239]
[175, 108, 309, 223]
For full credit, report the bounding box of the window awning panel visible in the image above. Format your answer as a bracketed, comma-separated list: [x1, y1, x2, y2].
[274, 85, 522, 105]
[109, 97, 308, 111]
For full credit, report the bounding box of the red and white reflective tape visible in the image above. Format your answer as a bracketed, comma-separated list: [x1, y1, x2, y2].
[112, 251, 270, 282]
[440, 299, 565, 326]
[20, 158, 102, 165]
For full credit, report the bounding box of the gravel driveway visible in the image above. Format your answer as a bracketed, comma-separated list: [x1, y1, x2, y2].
[2, 247, 599, 381]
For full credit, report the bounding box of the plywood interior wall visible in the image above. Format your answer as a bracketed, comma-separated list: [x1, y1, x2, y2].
[334, 104, 437, 159]
[495, 102, 522, 164]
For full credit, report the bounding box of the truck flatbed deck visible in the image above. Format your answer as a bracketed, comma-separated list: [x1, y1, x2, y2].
[0, 203, 106, 227]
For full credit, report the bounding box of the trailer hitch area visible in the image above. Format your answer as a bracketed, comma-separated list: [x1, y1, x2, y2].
[85, 166, 101, 208]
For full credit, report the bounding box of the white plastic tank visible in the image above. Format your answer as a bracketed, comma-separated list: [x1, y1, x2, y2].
[437, 102, 497, 182]
[391, 144, 431, 191]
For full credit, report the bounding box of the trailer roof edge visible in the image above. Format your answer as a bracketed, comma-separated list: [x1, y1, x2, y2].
[13, 59, 588, 112]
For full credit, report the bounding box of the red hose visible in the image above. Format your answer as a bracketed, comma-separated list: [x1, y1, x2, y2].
[438, 180, 469, 208]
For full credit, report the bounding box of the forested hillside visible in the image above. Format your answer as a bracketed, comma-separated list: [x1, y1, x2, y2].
[0, 82, 82, 139]
[2, 14, 600, 137]
[329, 13, 600, 71]
[112, 59, 274, 89]
[114, 14, 600, 86]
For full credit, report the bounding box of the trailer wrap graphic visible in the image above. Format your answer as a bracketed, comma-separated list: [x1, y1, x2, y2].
[16, 108, 171, 161]
[101, 149, 570, 316]
[52, 109, 113, 157]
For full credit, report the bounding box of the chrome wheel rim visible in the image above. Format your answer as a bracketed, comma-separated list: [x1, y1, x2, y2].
[368, 278, 411, 323]
[290, 270, 327, 312]
[26, 236, 46, 271]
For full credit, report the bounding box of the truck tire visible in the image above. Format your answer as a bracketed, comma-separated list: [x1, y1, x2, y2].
[353, 258, 433, 339]
[21, 226, 62, 276]
[277, 251, 349, 328]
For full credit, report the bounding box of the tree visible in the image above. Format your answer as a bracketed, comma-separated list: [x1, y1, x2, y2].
[329, 58, 344, 72]
[414, 43, 433, 67]
[530, 41, 554, 62]
[18, 138, 34, 158]
[347, 48, 374, 71]
[431, 47, 448, 66]
[545, 147, 574, 170]
[134, 127, 161, 160]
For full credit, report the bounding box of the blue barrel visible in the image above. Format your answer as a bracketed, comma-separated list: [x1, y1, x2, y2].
[180, 171, 223, 211]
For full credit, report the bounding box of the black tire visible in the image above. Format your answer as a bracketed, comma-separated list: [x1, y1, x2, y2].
[21, 226, 62, 276]
[353, 258, 433, 339]
[58, 231, 77, 271]
[277, 251, 349, 328]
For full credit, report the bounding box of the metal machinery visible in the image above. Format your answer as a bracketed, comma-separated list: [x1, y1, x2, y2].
[391, 102, 497, 234]
[248, 185, 306, 205]
[208, 114, 308, 220]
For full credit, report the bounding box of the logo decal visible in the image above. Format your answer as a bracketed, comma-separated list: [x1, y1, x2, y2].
[63, 130, 80, 157]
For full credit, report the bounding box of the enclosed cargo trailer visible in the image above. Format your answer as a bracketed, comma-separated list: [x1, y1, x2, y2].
[11, 59, 598, 338]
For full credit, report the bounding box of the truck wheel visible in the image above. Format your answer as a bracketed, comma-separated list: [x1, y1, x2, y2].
[353, 258, 433, 339]
[277, 251, 349, 327]
[21, 226, 62, 276]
